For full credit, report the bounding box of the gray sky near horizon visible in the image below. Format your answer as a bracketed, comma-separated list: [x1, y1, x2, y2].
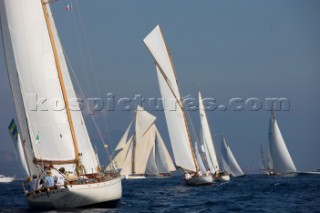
[0, 0, 319, 175]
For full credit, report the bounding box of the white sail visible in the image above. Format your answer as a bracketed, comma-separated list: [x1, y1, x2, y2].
[143, 25, 196, 172]
[15, 134, 30, 177]
[115, 120, 133, 151]
[195, 142, 207, 173]
[0, 0, 39, 175]
[220, 156, 231, 174]
[260, 145, 267, 171]
[155, 128, 176, 173]
[110, 136, 133, 170]
[113, 106, 175, 176]
[47, 5, 99, 173]
[268, 112, 297, 174]
[145, 145, 159, 175]
[134, 124, 157, 174]
[120, 140, 134, 176]
[198, 91, 220, 173]
[221, 136, 244, 177]
[0, 0, 122, 207]
[266, 147, 273, 170]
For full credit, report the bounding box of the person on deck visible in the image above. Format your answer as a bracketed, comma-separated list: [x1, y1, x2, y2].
[54, 167, 66, 188]
[42, 170, 54, 188]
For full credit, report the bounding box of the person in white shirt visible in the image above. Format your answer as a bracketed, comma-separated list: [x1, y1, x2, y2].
[54, 167, 66, 188]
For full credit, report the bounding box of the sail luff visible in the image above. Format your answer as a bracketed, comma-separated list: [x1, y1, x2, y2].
[41, 1, 81, 171]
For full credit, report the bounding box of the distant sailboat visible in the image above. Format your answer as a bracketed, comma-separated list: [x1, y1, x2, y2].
[198, 90, 230, 182]
[0, 175, 14, 183]
[109, 106, 176, 179]
[221, 136, 244, 177]
[0, 0, 121, 208]
[260, 144, 274, 175]
[143, 25, 213, 185]
[268, 111, 297, 175]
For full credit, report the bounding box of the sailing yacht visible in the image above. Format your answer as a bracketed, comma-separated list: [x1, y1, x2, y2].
[0, 175, 15, 183]
[260, 145, 274, 175]
[198, 90, 230, 182]
[221, 136, 245, 177]
[268, 111, 297, 175]
[143, 25, 213, 185]
[109, 106, 176, 179]
[0, 0, 121, 208]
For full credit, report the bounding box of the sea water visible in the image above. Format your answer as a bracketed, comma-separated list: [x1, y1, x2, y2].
[0, 175, 319, 213]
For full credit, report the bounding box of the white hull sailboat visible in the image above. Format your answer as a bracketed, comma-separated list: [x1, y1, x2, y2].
[0, 175, 15, 183]
[27, 176, 122, 208]
[143, 25, 213, 186]
[268, 111, 297, 175]
[221, 136, 245, 177]
[0, 0, 121, 208]
[198, 90, 230, 182]
[108, 106, 176, 180]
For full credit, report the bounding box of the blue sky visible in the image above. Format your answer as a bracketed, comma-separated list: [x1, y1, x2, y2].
[0, 0, 319, 175]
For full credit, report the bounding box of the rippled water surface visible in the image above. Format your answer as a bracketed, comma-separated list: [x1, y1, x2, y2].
[0, 175, 319, 212]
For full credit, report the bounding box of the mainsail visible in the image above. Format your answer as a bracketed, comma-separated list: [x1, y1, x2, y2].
[0, 0, 122, 207]
[143, 25, 197, 172]
[268, 111, 297, 174]
[198, 90, 220, 173]
[0, 0, 99, 175]
[221, 136, 244, 177]
[110, 106, 175, 176]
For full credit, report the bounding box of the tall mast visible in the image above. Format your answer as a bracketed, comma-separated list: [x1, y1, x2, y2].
[41, 0, 82, 173]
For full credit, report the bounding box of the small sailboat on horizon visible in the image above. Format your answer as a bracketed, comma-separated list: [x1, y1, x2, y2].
[267, 111, 297, 175]
[108, 106, 176, 179]
[260, 144, 274, 175]
[143, 25, 213, 185]
[221, 135, 245, 177]
[0, 174, 15, 183]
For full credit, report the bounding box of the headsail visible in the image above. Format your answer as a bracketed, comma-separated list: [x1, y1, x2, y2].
[268, 112, 297, 174]
[194, 142, 207, 173]
[198, 91, 220, 173]
[143, 25, 197, 172]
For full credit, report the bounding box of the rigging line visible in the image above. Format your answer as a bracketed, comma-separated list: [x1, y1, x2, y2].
[73, 1, 116, 154]
[63, 49, 113, 165]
